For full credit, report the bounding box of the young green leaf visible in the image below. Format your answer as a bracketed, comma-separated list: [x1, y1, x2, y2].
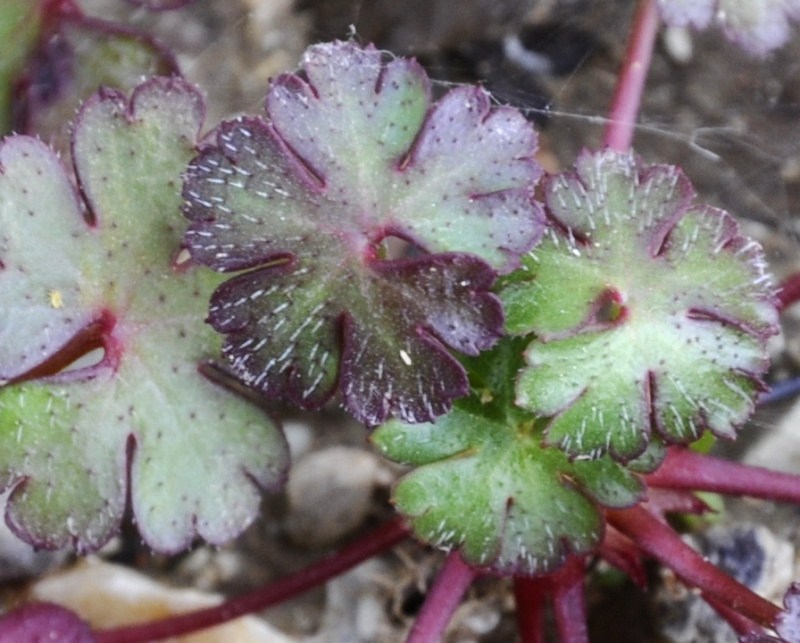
[501, 150, 778, 463]
[183, 40, 545, 425]
[0, 78, 287, 553]
[372, 338, 645, 576]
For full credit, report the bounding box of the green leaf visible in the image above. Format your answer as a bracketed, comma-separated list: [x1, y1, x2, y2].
[0, 0, 40, 133]
[501, 149, 778, 463]
[183, 40, 545, 425]
[0, 78, 287, 553]
[372, 338, 645, 576]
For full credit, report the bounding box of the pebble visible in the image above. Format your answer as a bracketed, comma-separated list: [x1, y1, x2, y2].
[27, 557, 297, 643]
[663, 26, 694, 64]
[284, 446, 381, 548]
[746, 395, 800, 473]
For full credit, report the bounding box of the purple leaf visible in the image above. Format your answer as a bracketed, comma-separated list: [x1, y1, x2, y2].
[776, 583, 800, 643]
[183, 41, 544, 425]
[0, 602, 95, 643]
[657, 0, 800, 56]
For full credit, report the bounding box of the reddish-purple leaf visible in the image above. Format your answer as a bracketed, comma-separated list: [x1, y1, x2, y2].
[183, 40, 544, 425]
[776, 583, 800, 643]
[0, 602, 95, 643]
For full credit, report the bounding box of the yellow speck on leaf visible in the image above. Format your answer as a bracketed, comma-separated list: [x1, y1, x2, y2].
[48, 290, 63, 309]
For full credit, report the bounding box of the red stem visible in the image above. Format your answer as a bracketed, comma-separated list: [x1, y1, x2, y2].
[704, 593, 765, 637]
[646, 448, 800, 505]
[607, 505, 780, 628]
[513, 577, 548, 643]
[551, 556, 589, 643]
[93, 518, 408, 643]
[776, 271, 800, 311]
[40, 0, 82, 25]
[603, 0, 660, 151]
[598, 525, 647, 588]
[406, 551, 477, 643]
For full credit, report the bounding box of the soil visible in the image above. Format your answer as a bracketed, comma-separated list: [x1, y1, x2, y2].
[9, 1, 800, 642]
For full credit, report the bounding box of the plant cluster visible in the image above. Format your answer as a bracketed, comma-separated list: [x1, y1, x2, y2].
[0, 0, 799, 642]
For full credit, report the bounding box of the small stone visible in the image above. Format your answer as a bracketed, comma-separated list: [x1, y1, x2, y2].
[283, 420, 314, 461]
[663, 26, 694, 64]
[284, 447, 380, 547]
[304, 559, 395, 643]
[28, 557, 296, 643]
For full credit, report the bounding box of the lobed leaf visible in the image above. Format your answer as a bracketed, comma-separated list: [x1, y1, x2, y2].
[183, 40, 545, 425]
[13, 7, 178, 151]
[372, 338, 645, 576]
[501, 149, 778, 463]
[0, 136, 97, 382]
[657, 0, 800, 55]
[0, 78, 287, 553]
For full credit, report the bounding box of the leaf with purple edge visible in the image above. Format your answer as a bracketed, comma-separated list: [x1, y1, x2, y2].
[501, 149, 778, 463]
[183, 40, 544, 425]
[0, 78, 287, 553]
[372, 337, 646, 576]
[0, 136, 98, 383]
[656, 0, 800, 56]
